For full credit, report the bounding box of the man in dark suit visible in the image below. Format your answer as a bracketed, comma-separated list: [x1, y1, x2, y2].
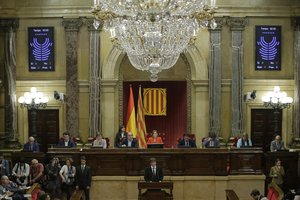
[178, 134, 196, 148]
[144, 158, 163, 182]
[57, 132, 76, 148]
[121, 132, 138, 148]
[75, 156, 91, 200]
[23, 136, 40, 152]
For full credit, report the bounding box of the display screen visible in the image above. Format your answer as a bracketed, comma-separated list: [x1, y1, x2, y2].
[28, 27, 54, 71]
[255, 26, 281, 70]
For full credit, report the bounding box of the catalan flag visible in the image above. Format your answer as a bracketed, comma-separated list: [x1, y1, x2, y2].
[136, 86, 147, 148]
[143, 88, 167, 116]
[126, 85, 137, 137]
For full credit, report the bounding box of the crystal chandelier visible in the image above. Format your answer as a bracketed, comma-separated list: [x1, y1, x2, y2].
[18, 87, 49, 110]
[92, 0, 217, 82]
[262, 86, 293, 109]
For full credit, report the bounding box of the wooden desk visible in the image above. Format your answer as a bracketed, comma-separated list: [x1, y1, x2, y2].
[138, 181, 173, 200]
[45, 148, 264, 176]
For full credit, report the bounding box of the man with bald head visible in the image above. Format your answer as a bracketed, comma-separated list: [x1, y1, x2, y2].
[30, 159, 44, 184]
[23, 136, 40, 152]
[270, 135, 285, 152]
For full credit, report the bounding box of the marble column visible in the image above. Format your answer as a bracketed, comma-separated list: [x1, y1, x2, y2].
[0, 19, 19, 147]
[293, 17, 300, 139]
[208, 18, 223, 136]
[227, 17, 248, 136]
[86, 19, 102, 137]
[62, 18, 82, 136]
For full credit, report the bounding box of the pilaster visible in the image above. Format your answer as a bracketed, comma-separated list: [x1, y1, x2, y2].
[227, 17, 248, 136]
[62, 18, 82, 136]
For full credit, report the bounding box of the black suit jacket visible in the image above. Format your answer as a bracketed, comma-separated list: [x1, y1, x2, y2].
[75, 165, 91, 189]
[115, 131, 128, 147]
[121, 139, 138, 148]
[178, 139, 196, 148]
[144, 166, 163, 182]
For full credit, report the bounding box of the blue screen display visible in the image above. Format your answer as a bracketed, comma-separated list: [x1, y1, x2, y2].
[28, 27, 54, 71]
[255, 26, 281, 70]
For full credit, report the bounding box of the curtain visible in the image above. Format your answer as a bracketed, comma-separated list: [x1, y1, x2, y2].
[123, 81, 187, 147]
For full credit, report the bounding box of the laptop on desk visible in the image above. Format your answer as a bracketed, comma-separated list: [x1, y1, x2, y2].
[147, 143, 164, 148]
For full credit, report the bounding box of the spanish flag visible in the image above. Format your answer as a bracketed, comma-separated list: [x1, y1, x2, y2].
[136, 86, 147, 148]
[126, 85, 137, 137]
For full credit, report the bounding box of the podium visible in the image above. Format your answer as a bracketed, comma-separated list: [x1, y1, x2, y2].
[138, 181, 173, 200]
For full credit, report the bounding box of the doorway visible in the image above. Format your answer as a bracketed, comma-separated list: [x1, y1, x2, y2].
[28, 109, 59, 152]
[251, 109, 282, 152]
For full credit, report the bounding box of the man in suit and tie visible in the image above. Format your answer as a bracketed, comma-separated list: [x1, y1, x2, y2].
[57, 132, 76, 148]
[203, 132, 220, 148]
[270, 135, 285, 152]
[121, 132, 139, 148]
[144, 158, 163, 182]
[75, 156, 91, 200]
[178, 134, 197, 148]
[23, 136, 40, 152]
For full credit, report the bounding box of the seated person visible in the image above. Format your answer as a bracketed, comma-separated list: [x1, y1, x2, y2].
[237, 133, 253, 148]
[115, 125, 127, 147]
[57, 132, 76, 148]
[0, 155, 10, 177]
[178, 134, 196, 148]
[203, 131, 220, 148]
[0, 175, 28, 200]
[30, 159, 44, 185]
[92, 133, 107, 148]
[270, 135, 284, 152]
[23, 136, 40, 152]
[147, 130, 163, 144]
[12, 157, 30, 186]
[144, 158, 163, 182]
[121, 132, 138, 148]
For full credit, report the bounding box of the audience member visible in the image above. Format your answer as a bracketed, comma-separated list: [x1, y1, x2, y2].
[12, 157, 30, 186]
[0, 155, 10, 177]
[144, 158, 163, 182]
[57, 132, 76, 148]
[0, 175, 28, 200]
[250, 189, 267, 200]
[269, 158, 285, 190]
[237, 133, 253, 148]
[23, 136, 40, 152]
[115, 125, 127, 147]
[45, 158, 61, 200]
[59, 158, 76, 200]
[203, 132, 220, 148]
[121, 132, 139, 148]
[147, 130, 163, 144]
[30, 159, 44, 185]
[178, 134, 196, 148]
[92, 133, 107, 148]
[270, 135, 285, 152]
[75, 156, 91, 200]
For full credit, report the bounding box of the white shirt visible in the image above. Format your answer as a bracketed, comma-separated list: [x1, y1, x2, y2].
[64, 140, 69, 146]
[93, 139, 107, 148]
[12, 163, 30, 186]
[60, 165, 76, 182]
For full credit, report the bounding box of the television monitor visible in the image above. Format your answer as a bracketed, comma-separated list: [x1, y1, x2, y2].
[28, 27, 55, 71]
[255, 25, 281, 70]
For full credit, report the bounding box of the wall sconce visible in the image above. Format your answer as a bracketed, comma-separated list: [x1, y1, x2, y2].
[18, 87, 49, 110]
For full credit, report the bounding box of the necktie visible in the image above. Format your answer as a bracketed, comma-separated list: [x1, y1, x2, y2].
[81, 165, 84, 171]
[152, 167, 156, 175]
[30, 145, 32, 151]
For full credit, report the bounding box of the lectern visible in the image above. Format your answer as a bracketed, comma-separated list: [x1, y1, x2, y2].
[138, 181, 173, 200]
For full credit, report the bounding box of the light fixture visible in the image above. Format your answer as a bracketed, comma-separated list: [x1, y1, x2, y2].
[18, 87, 49, 110]
[92, 0, 217, 82]
[262, 86, 293, 135]
[262, 86, 293, 109]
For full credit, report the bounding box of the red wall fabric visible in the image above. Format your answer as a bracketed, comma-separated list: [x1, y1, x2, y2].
[123, 81, 187, 147]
